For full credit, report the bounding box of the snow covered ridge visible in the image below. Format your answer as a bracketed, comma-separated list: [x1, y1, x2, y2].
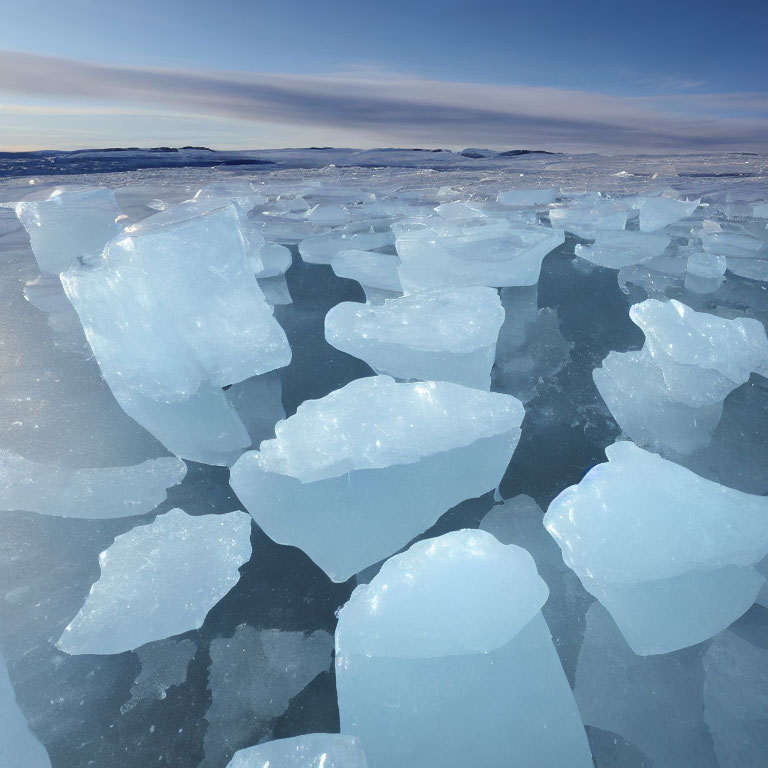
[0, 158, 767, 767]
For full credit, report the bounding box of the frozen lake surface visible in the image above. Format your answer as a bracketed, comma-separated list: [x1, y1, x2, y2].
[0, 148, 766, 768]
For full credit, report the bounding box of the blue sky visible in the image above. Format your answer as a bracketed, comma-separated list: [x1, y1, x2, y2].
[1, 0, 766, 152]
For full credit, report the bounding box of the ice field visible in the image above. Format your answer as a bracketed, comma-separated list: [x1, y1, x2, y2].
[0, 147, 767, 767]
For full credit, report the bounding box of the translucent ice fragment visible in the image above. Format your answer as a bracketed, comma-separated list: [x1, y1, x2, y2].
[594, 299, 768, 455]
[331, 249, 403, 293]
[307, 203, 350, 225]
[335, 530, 592, 768]
[13, 187, 122, 273]
[545, 441, 768, 654]
[637, 197, 700, 232]
[299, 229, 394, 265]
[394, 218, 564, 291]
[684, 251, 726, 294]
[226, 734, 367, 768]
[230, 376, 524, 581]
[61, 203, 291, 465]
[56, 509, 252, 654]
[575, 231, 670, 268]
[631, 299, 768, 395]
[325, 287, 504, 389]
[0, 450, 186, 518]
[549, 205, 628, 239]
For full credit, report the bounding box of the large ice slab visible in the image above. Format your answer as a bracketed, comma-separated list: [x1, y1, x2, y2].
[331, 248, 403, 295]
[637, 196, 700, 232]
[61, 202, 291, 465]
[544, 441, 768, 654]
[0, 450, 186, 518]
[575, 230, 670, 268]
[203, 625, 334, 767]
[56, 508, 252, 654]
[684, 251, 726, 294]
[549, 201, 628, 239]
[703, 629, 768, 768]
[335, 529, 592, 768]
[702, 230, 768, 281]
[0, 656, 52, 768]
[325, 287, 504, 389]
[394, 217, 564, 291]
[230, 376, 524, 581]
[227, 735, 367, 768]
[575, 602, 718, 768]
[633, 298, 768, 387]
[299, 228, 394, 265]
[13, 187, 122, 273]
[594, 299, 768, 455]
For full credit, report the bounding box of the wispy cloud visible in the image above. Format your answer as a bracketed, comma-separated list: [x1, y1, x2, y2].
[0, 49, 766, 151]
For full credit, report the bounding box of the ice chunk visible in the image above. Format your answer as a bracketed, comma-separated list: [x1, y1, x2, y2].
[575, 602, 718, 768]
[702, 231, 768, 281]
[255, 242, 292, 278]
[684, 251, 726, 294]
[13, 187, 122, 273]
[226, 735, 367, 768]
[335, 529, 592, 768]
[61, 203, 291, 465]
[331, 248, 403, 294]
[56, 508, 252, 654]
[299, 229, 394, 265]
[637, 197, 700, 232]
[325, 287, 504, 389]
[725, 254, 768, 282]
[0, 450, 186, 518]
[394, 218, 564, 291]
[307, 203, 350, 225]
[230, 376, 524, 581]
[497, 188, 557, 206]
[192, 189, 269, 273]
[595, 349, 724, 454]
[544, 441, 768, 654]
[575, 230, 670, 268]
[257, 275, 292, 305]
[121, 637, 197, 713]
[549, 204, 628, 239]
[632, 299, 768, 388]
[23, 273, 72, 315]
[0, 656, 52, 768]
[703, 630, 768, 768]
[203, 625, 333, 767]
[594, 299, 768, 455]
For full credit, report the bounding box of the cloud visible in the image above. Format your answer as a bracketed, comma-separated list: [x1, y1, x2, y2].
[0, 49, 766, 151]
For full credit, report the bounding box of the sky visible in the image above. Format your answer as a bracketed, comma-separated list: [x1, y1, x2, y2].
[1, 0, 767, 153]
